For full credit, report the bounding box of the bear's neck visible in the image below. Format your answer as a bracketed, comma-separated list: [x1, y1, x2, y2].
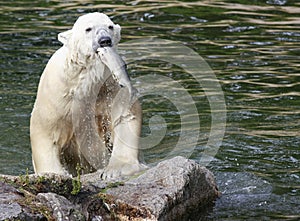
[66, 54, 108, 100]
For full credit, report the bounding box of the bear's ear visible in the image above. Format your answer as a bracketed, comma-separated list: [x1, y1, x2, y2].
[113, 24, 121, 45]
[58, 30, 73, 45]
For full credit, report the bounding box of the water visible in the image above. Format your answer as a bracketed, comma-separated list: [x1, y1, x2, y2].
[0, 0, 299, 219]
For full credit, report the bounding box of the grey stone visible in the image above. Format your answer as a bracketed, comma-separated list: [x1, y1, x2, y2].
[0, 181, 47, 220]
[0, 202, 23, 220]
[105, 156, 219, 220]
[0, 181, 23, 220]
[0, 156, 219, 221]
[37, 192, 85, 221]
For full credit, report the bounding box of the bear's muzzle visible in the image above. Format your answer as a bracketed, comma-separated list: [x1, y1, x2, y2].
[99, 36, 112, 47]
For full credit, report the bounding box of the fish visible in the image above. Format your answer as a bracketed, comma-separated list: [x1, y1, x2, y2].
[97, 47, 135, 97]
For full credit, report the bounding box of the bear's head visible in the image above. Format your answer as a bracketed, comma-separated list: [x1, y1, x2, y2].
[58, 12, 121, 61]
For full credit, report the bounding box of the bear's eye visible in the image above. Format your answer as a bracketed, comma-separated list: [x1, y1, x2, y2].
[108, 25, 114, 30]
[85, 27, 92, 32]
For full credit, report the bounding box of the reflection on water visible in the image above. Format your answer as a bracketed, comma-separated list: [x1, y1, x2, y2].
[0, 0, 299, 219]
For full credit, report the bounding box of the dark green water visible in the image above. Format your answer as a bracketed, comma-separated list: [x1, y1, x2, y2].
[0, 1, 299, 220]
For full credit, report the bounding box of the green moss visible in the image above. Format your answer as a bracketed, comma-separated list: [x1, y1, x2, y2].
[71, 164, 82, 195]
[36, 175, 46, 184]
[100, 181, 124, 193]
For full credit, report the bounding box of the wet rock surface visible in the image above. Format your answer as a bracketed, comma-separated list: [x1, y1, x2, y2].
[0, 156, 219, 221]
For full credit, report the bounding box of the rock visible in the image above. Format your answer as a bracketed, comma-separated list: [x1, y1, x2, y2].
[0, 181, 47, 220]
[0, 156, 219, 221]
[36, 192, 85, 221]
[0, 182, 23, 220]
[105, 156, 219, 220]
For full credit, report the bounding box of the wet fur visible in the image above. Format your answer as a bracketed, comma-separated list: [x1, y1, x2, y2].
[30, 13, 144, 178]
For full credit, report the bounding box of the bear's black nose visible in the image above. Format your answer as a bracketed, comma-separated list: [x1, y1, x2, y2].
[99, 36, 112, 47]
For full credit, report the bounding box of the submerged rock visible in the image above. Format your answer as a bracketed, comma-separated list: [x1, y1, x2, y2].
[0, 156, 219, 221]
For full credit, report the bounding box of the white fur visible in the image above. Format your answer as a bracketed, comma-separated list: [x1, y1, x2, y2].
[30, 12, 145, 179]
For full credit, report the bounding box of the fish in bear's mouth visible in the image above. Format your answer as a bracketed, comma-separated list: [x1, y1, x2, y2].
[96, 47, 132, 91]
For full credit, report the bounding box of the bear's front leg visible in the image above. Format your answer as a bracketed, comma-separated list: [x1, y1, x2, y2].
[101, 99, 146, 180]
[31, 129, 67, 175]
[98, 46, 146, 179]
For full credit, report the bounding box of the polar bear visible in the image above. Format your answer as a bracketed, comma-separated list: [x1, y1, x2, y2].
[30, 12, 145, 179]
